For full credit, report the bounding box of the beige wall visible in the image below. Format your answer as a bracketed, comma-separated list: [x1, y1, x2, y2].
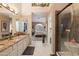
[8, 3, 22, 15]
[21, 3, 32, 16]
[11, 15, 16, 35]
[50, 4, 55, 54]
[21, 4, 32, 39]
[27, 15, 32, 38]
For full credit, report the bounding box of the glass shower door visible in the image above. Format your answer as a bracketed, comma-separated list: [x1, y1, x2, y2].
[58, 5, 74, 55]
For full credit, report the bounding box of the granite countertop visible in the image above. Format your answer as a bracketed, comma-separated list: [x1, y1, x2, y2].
[0, 34, 29, 52]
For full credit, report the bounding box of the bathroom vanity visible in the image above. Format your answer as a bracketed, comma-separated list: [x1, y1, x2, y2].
[0, 34, 30, 56]
[0, 4, 31, 56]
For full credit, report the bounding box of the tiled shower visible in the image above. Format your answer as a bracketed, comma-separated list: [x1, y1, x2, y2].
[57, 4, 79, 55]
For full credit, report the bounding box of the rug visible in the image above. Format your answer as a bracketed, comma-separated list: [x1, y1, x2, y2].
[22, 46, 35, 55]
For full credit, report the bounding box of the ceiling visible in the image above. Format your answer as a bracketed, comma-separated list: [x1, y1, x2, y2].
[32, 4, 50, 22]
[0, 5, 13, 16]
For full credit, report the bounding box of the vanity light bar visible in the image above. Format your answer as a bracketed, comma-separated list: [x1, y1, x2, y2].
[2, 3, 7, 7]
[0, 3, 17, 14]
[10, 8, 14, 12]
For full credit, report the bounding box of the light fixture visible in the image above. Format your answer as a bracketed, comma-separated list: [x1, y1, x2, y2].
[15, 11, 18, 14]
[2, 3, 7, 7]
[10, 8, 14, 11]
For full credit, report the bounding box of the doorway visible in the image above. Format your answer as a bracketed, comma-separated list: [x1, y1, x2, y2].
[32, 23, 45, 41]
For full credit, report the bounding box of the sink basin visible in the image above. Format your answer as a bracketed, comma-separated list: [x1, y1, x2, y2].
[64, 42, 79, 55]
[12, 37, 19, 41]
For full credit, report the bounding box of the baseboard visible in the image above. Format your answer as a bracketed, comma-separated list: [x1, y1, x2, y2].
[50, 54, 57, 56]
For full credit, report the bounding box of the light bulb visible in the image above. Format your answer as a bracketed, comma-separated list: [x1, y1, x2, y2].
[10, 8, 14, 11]
[15, 11, 18, 14]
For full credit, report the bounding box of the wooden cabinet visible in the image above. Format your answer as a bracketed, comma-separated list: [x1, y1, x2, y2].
[17, 35, 30, 56]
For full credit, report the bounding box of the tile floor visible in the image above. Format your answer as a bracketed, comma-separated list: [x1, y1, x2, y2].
[29, 41, 51, 56]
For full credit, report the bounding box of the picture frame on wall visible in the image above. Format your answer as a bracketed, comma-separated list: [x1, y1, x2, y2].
[1, 19, 10, 32]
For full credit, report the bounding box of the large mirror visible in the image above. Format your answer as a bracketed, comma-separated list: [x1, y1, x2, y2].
[0, 14, 12, 40]
[15, 19, 27, 36]
[16, 20, 27, 32]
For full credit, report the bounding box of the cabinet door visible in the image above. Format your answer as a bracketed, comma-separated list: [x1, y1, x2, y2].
[9, 44, 18, 56]
[26, 36, 30, 45]
[8, 50, 17, 56]
[23, 38, 27, 50]
[17, 40, 24, 56]
[0, 47, 12, 56]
